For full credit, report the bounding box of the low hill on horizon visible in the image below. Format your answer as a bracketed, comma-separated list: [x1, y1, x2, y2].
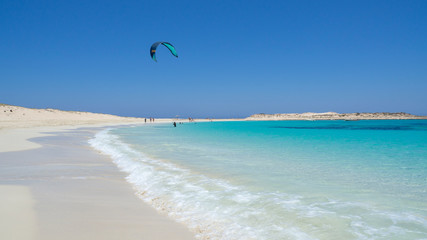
[247, 112, 427, 120]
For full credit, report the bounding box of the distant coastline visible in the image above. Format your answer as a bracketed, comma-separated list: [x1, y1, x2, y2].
[1, 103, 427, 130]
[246, 112, 427, 121]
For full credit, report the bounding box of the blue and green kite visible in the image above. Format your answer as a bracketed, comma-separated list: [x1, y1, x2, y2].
[150, 42, 178, 62]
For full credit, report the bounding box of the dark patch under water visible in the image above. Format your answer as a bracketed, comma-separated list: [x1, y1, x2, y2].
[271, 125, 426, 131]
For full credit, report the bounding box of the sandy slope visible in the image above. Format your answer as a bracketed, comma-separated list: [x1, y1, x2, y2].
[0, 104, 150, 129]
[0, 104, 151, 152]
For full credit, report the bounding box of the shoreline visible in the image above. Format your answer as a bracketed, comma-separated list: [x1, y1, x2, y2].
[1, 104, 426, 239]
[3, 104, 426, 130]
[0, 124, 195, 240]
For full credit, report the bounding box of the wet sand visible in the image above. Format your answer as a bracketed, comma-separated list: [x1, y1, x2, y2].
[0, 126, 195, 240]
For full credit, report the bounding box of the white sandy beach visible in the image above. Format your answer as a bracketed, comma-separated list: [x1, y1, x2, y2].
[0, 105, 195, 240]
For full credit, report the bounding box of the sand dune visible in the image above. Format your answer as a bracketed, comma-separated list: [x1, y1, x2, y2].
[0, 104, 152, 129]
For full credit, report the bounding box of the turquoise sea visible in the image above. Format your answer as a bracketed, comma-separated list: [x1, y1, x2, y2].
[90, 120, 427, 240]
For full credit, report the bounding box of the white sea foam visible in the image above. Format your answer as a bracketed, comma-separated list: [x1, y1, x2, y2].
[89, 129, 427, 240]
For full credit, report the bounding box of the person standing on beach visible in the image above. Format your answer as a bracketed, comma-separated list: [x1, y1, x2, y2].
[173, 122, 176, 127]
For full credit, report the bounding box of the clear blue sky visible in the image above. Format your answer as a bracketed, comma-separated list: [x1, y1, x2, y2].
[1, 0, 426, 118]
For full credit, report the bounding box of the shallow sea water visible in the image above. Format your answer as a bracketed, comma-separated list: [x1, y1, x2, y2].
[90, 120, 427, 239]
